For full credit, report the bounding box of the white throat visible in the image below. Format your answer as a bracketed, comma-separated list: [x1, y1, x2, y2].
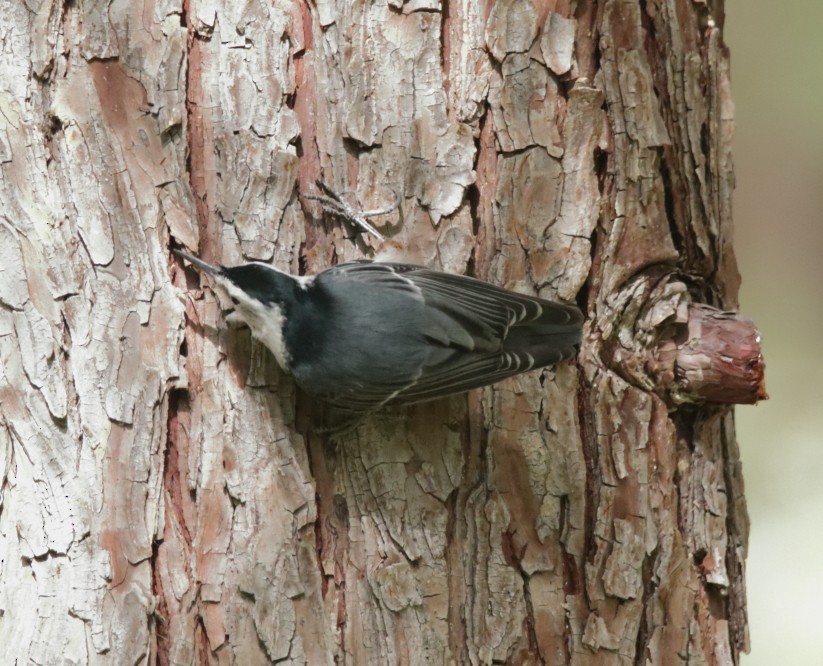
[217, 279, 291, 371]
[245, 302, 290, 370]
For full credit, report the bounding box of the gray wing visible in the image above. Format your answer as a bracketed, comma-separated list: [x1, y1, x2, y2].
[314, 261, 582, 409]
[395, 266, 582, 403]
[296, 262, 424, 410]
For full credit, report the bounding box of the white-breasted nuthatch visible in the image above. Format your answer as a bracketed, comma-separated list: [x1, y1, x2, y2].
[175, 250, 583, 410]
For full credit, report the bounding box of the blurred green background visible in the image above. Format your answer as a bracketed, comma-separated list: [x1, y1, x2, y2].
[726, 1, 823, 663]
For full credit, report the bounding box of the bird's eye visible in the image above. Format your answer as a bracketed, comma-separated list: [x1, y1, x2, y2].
[230, 296, 240, 305]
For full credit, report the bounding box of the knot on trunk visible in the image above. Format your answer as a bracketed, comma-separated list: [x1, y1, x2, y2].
[591, 274, 767, 405]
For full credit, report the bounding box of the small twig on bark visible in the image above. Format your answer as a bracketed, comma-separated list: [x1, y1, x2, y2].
[302, 180, 400, 242]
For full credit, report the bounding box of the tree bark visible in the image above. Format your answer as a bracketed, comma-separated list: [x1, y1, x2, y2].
[0, 1, 760, 664]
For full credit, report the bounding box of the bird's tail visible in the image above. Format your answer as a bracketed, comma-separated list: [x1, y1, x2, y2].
[504, 301, 583, 366]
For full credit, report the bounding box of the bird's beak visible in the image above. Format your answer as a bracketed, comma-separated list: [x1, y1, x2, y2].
[174, 249, 223, 276]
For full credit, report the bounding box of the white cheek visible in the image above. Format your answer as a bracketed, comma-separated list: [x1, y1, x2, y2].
[216, 280, 291, 370]
[249, 306, 290, 370]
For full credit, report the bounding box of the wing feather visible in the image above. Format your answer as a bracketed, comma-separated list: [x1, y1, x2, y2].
[314, 261, 582, 410]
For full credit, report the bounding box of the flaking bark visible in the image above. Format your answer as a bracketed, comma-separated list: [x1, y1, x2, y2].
[0, 1, 755, 664]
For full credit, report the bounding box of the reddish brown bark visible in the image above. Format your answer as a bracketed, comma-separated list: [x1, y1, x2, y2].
[0, 1, 759, 664]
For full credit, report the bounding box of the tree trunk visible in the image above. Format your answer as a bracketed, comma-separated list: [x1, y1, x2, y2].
[0, 1, 762, 664]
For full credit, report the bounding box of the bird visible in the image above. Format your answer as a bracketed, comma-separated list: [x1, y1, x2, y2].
[175, 250, 583, 411]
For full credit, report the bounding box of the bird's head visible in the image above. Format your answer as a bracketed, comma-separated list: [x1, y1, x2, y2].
[175, 250, 313, 369]
[176, 248, 308, 322]
[176, 247, 306, 302]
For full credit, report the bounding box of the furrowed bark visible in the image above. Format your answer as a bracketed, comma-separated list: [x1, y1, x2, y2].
[1, 1, 757, 664]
